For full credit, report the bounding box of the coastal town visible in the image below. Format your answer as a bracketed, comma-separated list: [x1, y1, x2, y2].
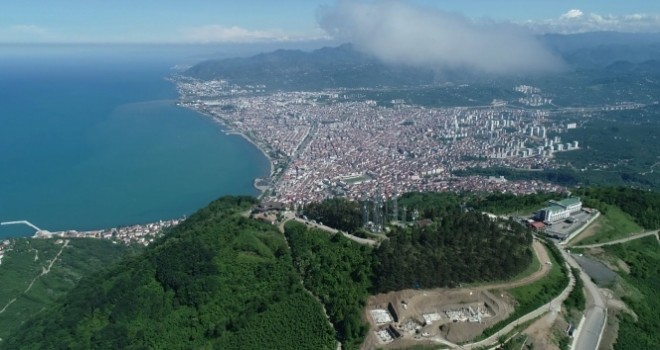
[175, 76, 595, 205]
[35, 218, 183, 246]
[0, 218, 183, 256]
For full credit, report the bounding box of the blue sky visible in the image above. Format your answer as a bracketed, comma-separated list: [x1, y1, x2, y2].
[2, 0, 660, 43]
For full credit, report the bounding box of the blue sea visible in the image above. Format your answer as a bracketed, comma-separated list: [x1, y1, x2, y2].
[0, 45, 270, 238]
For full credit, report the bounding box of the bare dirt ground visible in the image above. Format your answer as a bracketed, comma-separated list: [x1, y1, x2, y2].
[601, 288, 635, 320]
[570, 218, 603, 245]
[522, 311, 564, 350]
[361, 240, 553, 350]
[362, 289, 514, 349]
[598, 309, 620, 350]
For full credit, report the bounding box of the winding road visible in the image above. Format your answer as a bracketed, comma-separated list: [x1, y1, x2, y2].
[471, 239, 552, 291]
[565, 229, 659, 349]
[562, 249, 607, 350]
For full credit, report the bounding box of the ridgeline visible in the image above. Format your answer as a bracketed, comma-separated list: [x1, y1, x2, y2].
[3, 193, 541, 349]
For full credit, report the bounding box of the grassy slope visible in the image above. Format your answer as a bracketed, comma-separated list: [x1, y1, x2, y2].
[506, 245, 565, 311]
[0, 238, 134, 340]
[603, 237, 660, 349]
[577, 205, 642, 245]
[481, 242, 568, 339]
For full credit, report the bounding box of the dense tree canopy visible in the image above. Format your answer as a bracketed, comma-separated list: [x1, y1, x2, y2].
[5, 191, 592, 349]
[468, 192, 559, 215]
[285, 222, 374, 350]
[3, 197, 336, 350]
[396, 192, 462, 219]
[303, 198, 362, 233]
[373, 209, 533, 292]
[577, 187, 660, 229]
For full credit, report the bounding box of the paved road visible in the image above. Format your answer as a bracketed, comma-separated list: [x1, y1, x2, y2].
[563, 230, 659, 349]
[575, 307, 606, 350]
[562, 250, 607, 350]
[572, 230, 659, 249]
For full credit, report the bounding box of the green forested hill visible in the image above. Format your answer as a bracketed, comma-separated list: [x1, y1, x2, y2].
[2, 193, 557, 349]
[373, 209, 533, 292]
[284, 208, 534, 347]
[0, 238, 136, 340]
[3, 197, 336, 350]
[285, 222, 374, 349]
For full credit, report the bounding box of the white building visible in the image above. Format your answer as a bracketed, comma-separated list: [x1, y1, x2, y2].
[537, 198, 582, 223]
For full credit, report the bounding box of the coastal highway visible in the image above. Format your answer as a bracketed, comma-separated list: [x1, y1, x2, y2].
[561, 249, 607, 350]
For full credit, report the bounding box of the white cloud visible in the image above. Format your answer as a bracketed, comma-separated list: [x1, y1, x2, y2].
[0, 24, 54, 42]
[318, 0, 564, 74]
[527, 10, 660, 34]
[182, 25, 327, 43]
[560, 9, 584, 20]
[8, 24, 48, 35]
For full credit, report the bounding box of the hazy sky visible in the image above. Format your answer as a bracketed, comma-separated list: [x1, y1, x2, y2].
[2, 0, 660, 44]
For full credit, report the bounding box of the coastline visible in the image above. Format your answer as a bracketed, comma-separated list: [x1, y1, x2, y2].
[0, 217, 184, 247]
[176, 101, 276, 195]
[223, 127, 275, 178]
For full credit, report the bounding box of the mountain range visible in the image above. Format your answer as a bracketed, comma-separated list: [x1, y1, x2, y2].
[186, 32, 660, 89]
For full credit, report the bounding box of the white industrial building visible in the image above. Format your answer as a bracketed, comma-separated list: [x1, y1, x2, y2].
[536, 198, 583, 223]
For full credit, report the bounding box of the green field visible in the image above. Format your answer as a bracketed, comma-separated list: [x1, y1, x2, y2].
[0, 238, 135, 340]
[602, 237, 660, 349]
[506, 245, 566, 311]
[576, 205, 643, 245]
[343, 175, 371, 184]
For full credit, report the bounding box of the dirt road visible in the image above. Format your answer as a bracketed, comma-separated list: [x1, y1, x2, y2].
[572, 230, 659, 249]
[0, 240, 69, 316]
[474, 240, 551, 291]
[280, 211, 378, 246]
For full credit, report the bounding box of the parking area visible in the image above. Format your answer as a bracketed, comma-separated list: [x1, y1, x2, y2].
[544, 210, 595, 241]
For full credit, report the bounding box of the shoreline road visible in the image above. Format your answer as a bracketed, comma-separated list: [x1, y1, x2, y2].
[562, 249, 607, 350]
[572, 230, 659, 249]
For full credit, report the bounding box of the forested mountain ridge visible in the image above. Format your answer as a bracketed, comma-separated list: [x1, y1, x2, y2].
[3, 194, 539, 349]
[184, 33, 660, 91]
[2, 196, 336, 350]
[186, 43, 436, 89]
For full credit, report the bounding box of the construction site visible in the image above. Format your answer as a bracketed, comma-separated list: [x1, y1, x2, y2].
[360, 240, 553, 350]
[362, 288, 516, 349]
